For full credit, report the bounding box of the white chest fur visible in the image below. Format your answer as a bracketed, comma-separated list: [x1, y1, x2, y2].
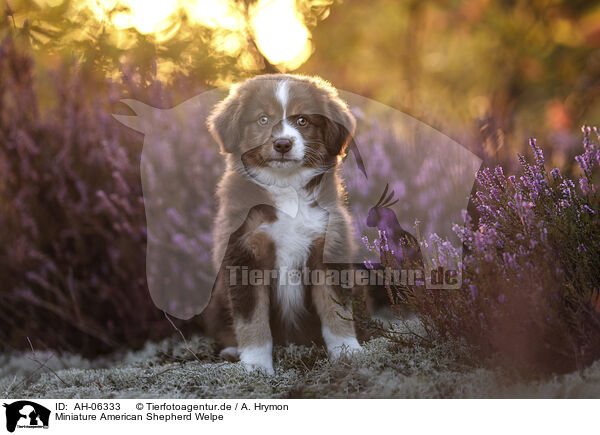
[258, 185, 327, 327]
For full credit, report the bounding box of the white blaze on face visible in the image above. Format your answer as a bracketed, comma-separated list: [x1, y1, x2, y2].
[273, 80, 305, 161]
[276, 79, 290, 115]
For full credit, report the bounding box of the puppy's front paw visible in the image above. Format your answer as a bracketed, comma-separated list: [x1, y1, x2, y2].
[323, 329, 362, 359]
[239, 345, 274, 375]
[328, 340, 362, 359]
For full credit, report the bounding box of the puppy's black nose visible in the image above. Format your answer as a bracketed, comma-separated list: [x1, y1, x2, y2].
[273, 138, 292, 154]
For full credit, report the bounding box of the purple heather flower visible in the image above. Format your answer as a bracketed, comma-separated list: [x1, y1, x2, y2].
[503, 252, 518, 269]
[469, 285, 478, 300]
[579, 177, 591, 195]
[378, 229, 390, 252]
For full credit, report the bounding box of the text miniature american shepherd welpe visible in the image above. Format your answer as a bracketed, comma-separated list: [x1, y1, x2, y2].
[203, 74, 362, 374]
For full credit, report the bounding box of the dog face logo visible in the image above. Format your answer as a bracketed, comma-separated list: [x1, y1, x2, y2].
[3, 401, 50, 433]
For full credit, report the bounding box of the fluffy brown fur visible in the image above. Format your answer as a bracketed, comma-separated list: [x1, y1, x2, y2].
[203, 74, 363, 374]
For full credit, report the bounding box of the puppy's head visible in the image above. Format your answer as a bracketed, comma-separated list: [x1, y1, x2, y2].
[207, 74, 355, 178]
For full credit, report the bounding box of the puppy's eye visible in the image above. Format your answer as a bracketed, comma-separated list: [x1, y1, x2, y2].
[258, 115, 269, 126]
[296, 116, 308, 127]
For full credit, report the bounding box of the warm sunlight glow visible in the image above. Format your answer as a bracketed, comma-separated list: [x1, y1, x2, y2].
[111, 0, 179, 34]
[80, 0, 314, 69]
[85, 0, 117, 22]
[85, 0, 179, 35]
[33, 0, 65, 7]
[182, 0, 247, 56]
[183, 0, 245, 31]
[250, 0, 312, 70]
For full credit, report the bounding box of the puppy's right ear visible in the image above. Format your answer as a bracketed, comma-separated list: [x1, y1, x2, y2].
[207, 87, 242, 153]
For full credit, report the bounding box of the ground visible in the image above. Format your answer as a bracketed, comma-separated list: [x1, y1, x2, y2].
[3, 320, 600, 398]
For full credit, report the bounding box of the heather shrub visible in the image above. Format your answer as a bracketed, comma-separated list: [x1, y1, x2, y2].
[371, 127, 600, 373]
[0, 33, 176, 355]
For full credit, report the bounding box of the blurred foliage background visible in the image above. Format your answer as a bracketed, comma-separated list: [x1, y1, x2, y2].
[3, 0, 600, 167]
[1, 0, 600, 356]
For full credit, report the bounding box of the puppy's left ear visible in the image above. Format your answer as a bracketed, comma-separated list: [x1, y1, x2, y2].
[207, 85, 243, 153]
[325, 98, 356, 157]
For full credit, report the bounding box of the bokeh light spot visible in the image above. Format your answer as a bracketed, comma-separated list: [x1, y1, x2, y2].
[250, 0, 312, 70]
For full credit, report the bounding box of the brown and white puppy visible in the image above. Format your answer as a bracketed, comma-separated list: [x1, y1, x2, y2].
[203, 74, 361, 374]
